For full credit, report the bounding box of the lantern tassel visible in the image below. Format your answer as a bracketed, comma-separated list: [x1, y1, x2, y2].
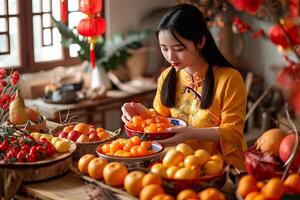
[60, 0, 67, 24]
[90, 43, 95, 69]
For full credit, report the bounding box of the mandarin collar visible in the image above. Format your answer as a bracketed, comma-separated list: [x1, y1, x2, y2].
[182, 63, 208, 89]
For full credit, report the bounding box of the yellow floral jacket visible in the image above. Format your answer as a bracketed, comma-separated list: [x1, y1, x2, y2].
[153, 65, 247, 169]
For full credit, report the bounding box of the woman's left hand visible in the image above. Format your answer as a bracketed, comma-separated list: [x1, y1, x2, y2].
[154, 126, 190, 146]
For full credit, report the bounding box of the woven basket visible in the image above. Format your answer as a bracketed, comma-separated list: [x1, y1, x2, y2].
[52, 123, 121, 159]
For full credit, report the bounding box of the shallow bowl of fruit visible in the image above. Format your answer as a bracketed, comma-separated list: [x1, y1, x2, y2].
[96, 138, 163, 169]
[125, 117, 187, 141]
[52, 123, 121, 159]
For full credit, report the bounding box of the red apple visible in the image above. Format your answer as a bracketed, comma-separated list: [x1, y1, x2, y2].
[58, 131, 68, 139]
[76, 134, 89, 143]
[279, 134, 300, 168]
[67, 130, 80, 142]
[88, 128, 97, 135]
[88, 132, 100, 142]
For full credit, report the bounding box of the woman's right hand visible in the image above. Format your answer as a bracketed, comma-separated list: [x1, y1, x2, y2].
[121, 102, 148, 124]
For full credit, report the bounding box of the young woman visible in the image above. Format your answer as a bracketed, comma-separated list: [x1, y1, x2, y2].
[121, 4, 247, 169]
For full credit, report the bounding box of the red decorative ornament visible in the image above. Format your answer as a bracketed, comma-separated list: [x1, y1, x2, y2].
[252, 29, 265, 39]
[77, 17, 106, 37]
[60, 0, 67, 24]
[269, 21, 300, 49]
[232, 17, 251, 33]
[290, 0, 300, 17]
[78, 0, 105, 69]
[228, 0, 264, 14]
[79, 0, 102, 16]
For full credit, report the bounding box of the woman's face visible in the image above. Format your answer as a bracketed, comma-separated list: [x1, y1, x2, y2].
[158, 30, 202, 70]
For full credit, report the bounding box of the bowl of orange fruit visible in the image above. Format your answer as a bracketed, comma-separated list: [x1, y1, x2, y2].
[125, 109, 187, 141]
[52, 122, 121, 158]
[96, 136, 163, 169]
[150, 143, 227, 194]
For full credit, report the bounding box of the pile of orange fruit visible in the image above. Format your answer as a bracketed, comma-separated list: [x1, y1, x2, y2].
[127, 109, 174, 133]
[237, 173, 300, 200]
[100, 136, 155, 157]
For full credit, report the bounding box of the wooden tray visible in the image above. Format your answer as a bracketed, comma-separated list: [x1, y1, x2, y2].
[0, 142, 76, 166]
[0, 142, 76, 182]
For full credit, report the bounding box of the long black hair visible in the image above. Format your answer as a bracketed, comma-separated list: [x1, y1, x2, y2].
[157, 4, 234, 109]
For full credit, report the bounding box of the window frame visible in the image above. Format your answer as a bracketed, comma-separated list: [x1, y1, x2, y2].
[11, 0, 81, 73]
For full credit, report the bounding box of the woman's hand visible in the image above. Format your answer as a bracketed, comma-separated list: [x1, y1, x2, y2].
[155, 127, 190, 146]
[121, 102, 148, 124]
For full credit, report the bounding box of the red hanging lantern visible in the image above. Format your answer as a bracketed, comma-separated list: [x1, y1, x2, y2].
[78, 0, 105, 69]
[79, 0, 102, 16]
[60, 0, 67, 24]
[77, 17, 106, 37]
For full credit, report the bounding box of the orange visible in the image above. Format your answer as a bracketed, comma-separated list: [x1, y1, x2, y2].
[237, 175, 258, 198]
[124, 171, 145, 196]
[103, 162, 128, 186]
[123, 141, 134, 152]
[130, 145, 140, 156]
[152, 194, 174, 200]
[62, 125, 74, 133]
[110, 141, 122, 154]
[151, 163, 167, 178]
[284, 173, 300, 193]
[210, 155, 223, 168]
[97, 131, 109, 141]
[137, 145, 148, 156]
[177, 189, 198, 200]
[245, 191, 260, 200]
[101, 144, 110, 154]
[184, 155, 200, 169]
[173, 168, 196, 180]
[73, 123, 90, 135]
[131, 136, 141, 145]
[252, 193, 268, 200]
[87, 157, 108, 180]
[139, 184, 164, 200]
[166, 166, 180, 178]
[96, 127, 105, 133]
[162, 149, 184, 167]
[203, 160, 222, 176]
[261, 177, 284, 199]
[176, 143, 194, 157]
[198, 187, 225, 200]
[194, 149, 211, 166]
[142, 173, 163, 186]
[141, 141, 152, 149]
[78, 154, 96, 174]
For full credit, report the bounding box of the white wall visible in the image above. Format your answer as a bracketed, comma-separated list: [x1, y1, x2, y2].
[105, 0, 174, 38]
